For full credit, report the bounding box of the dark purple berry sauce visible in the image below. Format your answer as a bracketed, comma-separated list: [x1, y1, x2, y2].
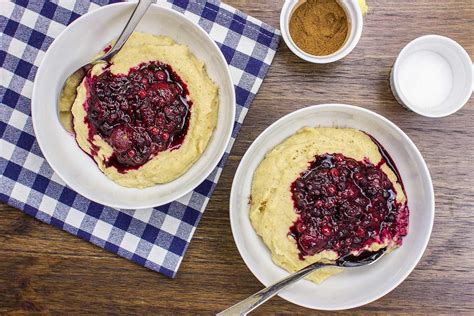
[289, 150, 409, 259]
[83, 61, 192, 172]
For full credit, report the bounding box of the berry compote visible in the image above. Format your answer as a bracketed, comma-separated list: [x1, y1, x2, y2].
[289, 152, 409, 259]
[84, 61, 191, 172]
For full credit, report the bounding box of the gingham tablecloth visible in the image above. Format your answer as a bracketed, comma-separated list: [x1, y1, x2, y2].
[0, 0, 280, 278]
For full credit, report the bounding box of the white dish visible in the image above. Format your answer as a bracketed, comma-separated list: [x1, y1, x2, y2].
[280, 0, 363, 63]
[390, 35, 473, 117]
[229, 104, 434, 310]
[32, 3, 235, 209]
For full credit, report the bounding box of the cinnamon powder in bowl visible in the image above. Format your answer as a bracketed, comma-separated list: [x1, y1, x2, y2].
[280, 0, 363, 63]
[290, 0, 348, 56]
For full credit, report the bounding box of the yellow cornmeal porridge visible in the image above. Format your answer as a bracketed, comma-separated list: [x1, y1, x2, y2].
[250, 127, 406, 283]
[69, 32, 218, 188]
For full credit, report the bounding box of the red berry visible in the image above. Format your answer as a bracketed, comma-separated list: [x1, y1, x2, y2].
[296, 223, 305, 233]
[110, 125, 132, 153]
[326, 185, 337, 196]
[355, 227, 365, 238]
[149, 127, 159, 136]
[155, 116, 165, 126]
[321, 225, 332, 236]
[154, 70, 167, 81]
[138, 90, 147, 99]
[160, 132, 170, 142]
[334, 154, 344, 162]
[329, 168, 339, 177]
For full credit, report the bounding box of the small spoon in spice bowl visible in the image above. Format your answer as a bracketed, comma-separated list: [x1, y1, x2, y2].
[280, 0, 363, 63]
[217, 248, 387, 315]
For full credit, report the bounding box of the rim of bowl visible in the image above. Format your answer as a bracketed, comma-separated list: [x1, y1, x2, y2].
[392, 34, 473, 118]
[280, 0, 363, 64]
[229, 104, 435, 310]
[31, 3, 236, 209]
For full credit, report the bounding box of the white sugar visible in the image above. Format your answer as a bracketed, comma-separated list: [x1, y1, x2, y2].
[398, 50, 453, 109]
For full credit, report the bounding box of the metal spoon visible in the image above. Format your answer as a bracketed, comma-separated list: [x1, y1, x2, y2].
[58, 0, 155, 132]
[217, 248, 387, 316]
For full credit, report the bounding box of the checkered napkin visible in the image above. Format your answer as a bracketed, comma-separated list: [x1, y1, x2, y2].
[0, 0, 280, 277]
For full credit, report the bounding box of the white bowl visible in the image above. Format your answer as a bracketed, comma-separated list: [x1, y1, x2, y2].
[230, 104, 434, 310]
[32, 3, 235, 209]
[280, 0, 363, 63]
[390, 35, 473, 118]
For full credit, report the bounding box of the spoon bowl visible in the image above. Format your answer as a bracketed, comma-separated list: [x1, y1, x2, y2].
[337, 248, 387, 267]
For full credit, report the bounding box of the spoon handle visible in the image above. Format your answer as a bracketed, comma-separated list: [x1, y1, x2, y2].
[217, 263, 324, 316]
[100, 0, 155, 61]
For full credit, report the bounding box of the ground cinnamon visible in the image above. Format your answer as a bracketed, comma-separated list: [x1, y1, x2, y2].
[289, 0, 349, 56]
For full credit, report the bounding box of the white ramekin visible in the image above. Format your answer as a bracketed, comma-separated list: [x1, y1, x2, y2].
[390, 35, 473, 118]
[280, 0, 363, 63]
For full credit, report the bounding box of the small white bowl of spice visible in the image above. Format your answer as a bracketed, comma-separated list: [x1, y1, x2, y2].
[280, 0, 363, 63]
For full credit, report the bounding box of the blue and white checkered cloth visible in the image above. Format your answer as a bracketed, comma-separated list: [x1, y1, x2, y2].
[0, 0, 280, 277]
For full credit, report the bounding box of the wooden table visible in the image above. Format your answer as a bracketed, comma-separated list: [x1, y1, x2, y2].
[1, 1, 473, 314]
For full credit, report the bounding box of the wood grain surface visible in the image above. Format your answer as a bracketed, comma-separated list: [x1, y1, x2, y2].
[1, 0, 473, 314]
